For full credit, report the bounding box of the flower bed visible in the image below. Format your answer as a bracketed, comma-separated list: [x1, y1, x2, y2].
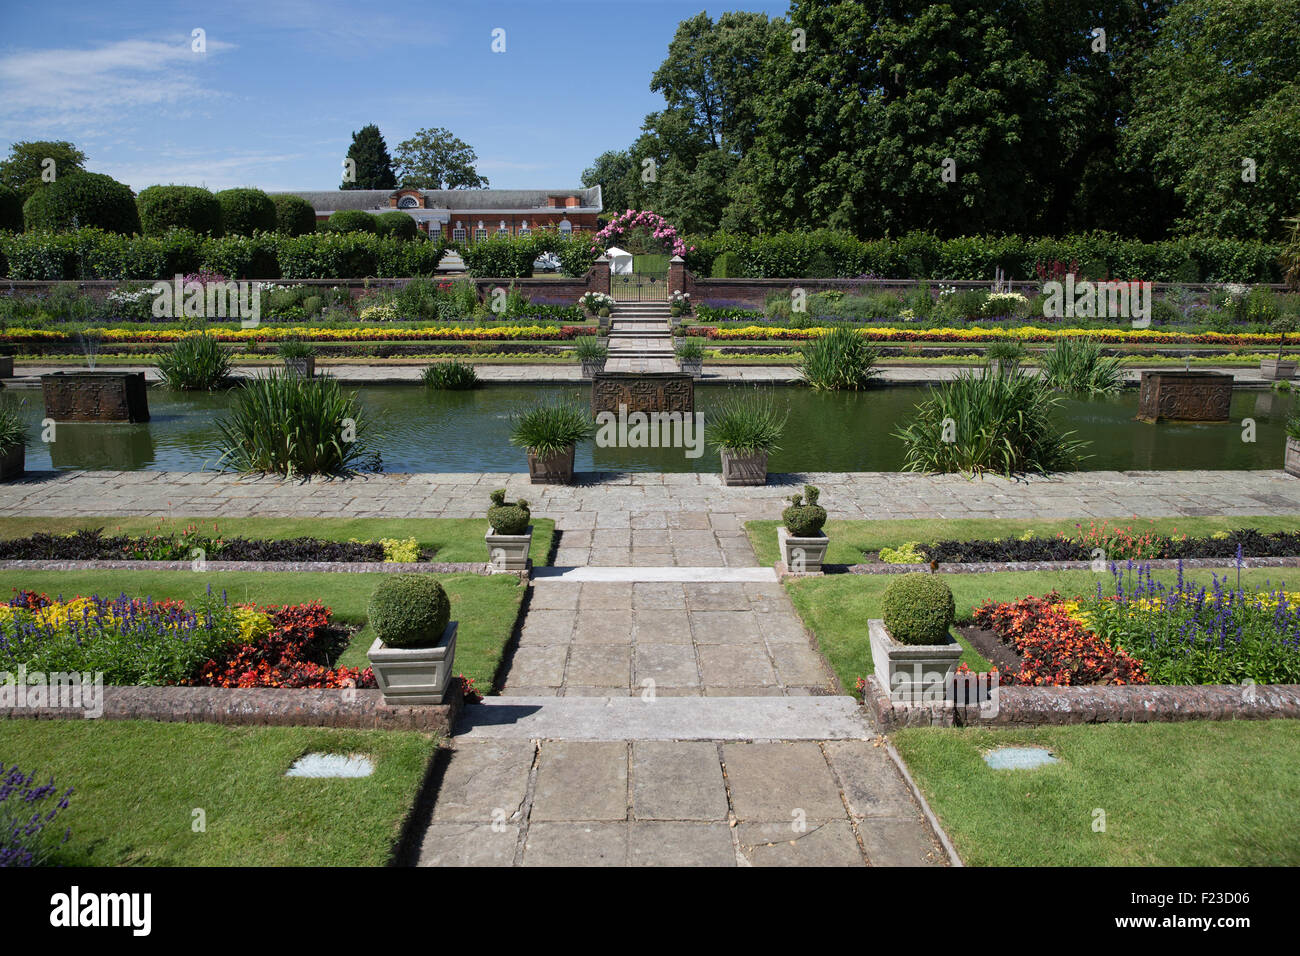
[973, 565, 1300, 687]
[0, 527, 426, 563]
[0, 325, 588, 344]
[891, 523, 1300, 565]
[0, 588, 371, 689]
[683, 324, 1290, 347]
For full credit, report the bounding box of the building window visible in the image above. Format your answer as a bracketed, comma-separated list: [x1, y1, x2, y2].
[452, 225, 466, 242]
[474, 227, 487, 242]
[497, 219, 509, 237]
[397, 195, 419, 209]
[559, 219, 572, 235]
[518, 220, 531, 237]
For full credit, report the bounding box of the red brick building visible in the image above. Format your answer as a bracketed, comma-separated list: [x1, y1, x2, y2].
[275, 187, 603, 240]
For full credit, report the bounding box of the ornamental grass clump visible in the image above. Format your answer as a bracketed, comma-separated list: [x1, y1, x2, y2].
[881, 573, 956, 646]
[796, 325, 880, 390]
[0, 396, 27, 451]
[1040, 336, 1123, 393]
[421, 358, 479, 389]
[216, 371, 376, 476]
[572, 336, 608, 361]
[782, 485, 827, 536]
[367, 575, 450, 649]
[486, 489, 531, 535]
[509, 399, 593, 457]
[708, 391, 788, 456]
[157, 332, 232, 390]
[895, 368, 1087, 477]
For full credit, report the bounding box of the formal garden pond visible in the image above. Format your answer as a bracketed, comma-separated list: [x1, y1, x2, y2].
[11, 383, 1295, 473]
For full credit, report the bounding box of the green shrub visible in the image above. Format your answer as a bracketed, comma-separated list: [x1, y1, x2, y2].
[367, 575, 450, 649]
[782, 485, 827, 536]
[215, 188, 276, 236]
[271, 194, 318, 237]
[487, 489, 531, 535]
[301, 295, 322, 317]
[23, 172, 140, 235]
[216, 372, 376, 476]
[1150, 298, 1182, 325]
[136, 185, 223, 237]
[796, 326, 879, 390]
[328, 210, 379, 234]
[711, 250, 741, 277]
[881, 573, 955, 646]
[573, 336, 608, 361]
[421, 359, 479, 389]
[708, 390, 787, 455]
[895, 369, 1087, 476]
[374, 211, 417, 240]
[0, 185, 24, 233]
[878, 542, 926, 564]
[276, 337, 316, 359]
[984, 340, 1027, 363]
[509, 399, 593, 456]
[0, 395, 28, 451]
[1040, 337, 1123, 393]
[156, 333, 232, 390]
[459, 234, 537, 277]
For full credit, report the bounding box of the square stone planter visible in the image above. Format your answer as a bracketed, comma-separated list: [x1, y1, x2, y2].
[486, 526, 532, 571]
[720, 448, 767, 486]
[869, 619, 963, 704]
[283, 356, 316, 378]
[367, 621, 457, 705]
[580, 358, 607, 380]
[527, 444, 575, 484]
[0, 444, 23, 482]
[1286, 437, 1300, 477]
[0, 356, 13, 378]
[678, 358, 703, 379]
[1261, 358, 1297, 381]
[41, 371, 150, 423]
[778, 525, 828, 573]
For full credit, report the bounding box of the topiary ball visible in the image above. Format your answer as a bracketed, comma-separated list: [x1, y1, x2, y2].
[368, 575, 451, 649]
[487, 489, 531, 535]
[23, 172, 141, 234]
[782, 484, 827, 536]
[881, 573, 955, 646]
[216, 188, 276, 236]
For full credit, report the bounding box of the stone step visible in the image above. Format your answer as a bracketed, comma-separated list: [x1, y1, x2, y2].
[532, 566, 778, 582]
[455, 695, 873, 741]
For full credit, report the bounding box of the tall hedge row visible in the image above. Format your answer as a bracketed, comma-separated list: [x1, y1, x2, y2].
[455, 231, 600, 278]
[0, 185, 23, 233]
[270, 194, 318, 236]
[682, 230, 1284, 283]
[135, 185, 224, 236]
[0, 228, 447, 280]
[216, 188, 277, 236]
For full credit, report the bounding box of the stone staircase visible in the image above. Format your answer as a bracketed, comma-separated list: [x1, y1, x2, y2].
[606, 302, 677, 373]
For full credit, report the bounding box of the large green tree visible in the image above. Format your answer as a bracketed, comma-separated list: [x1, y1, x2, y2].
[393, 128, 488, 190]
[1122, 0, 1300, 239]
[341, 124, 397, 190]
[582, 150, 637, 217]
[0, 141, 88, 200]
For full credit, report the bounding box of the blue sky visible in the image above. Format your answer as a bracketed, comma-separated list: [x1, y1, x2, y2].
[0, 0, 789, 193]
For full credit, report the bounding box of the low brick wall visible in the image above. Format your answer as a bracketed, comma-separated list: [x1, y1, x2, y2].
[0, 685, 462, 733]
[863, 675, 1300, 730]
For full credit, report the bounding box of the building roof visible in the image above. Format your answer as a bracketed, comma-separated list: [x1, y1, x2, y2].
[273, 186, 602, 213]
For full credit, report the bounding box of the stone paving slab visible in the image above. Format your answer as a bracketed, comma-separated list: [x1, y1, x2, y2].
[532, 566, 777, 582]
[453, 696, 873, 741]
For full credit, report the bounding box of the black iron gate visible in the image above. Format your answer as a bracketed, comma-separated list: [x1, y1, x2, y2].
[609, 270, 670, 302]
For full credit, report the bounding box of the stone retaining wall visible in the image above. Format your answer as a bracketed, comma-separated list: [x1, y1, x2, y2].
[863, 675, 1300, 730]
[0, 685, 461, 733]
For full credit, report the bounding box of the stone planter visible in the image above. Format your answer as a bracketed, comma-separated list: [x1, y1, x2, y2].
[1136, 370, 1232, 423]
[777, 525, 828, 573]
[0, 444, 23, 482]
[720, 448, 767, 486]
[283, 356, 316, 378]
[580, 358, 607, 380]
[367, 621, 457, 705]
[527, 444, 575, 484]
[41, 371, 150, 423]
[869, 619, 963, 704]
[0, 357, 13, 378]
[1261, 358, 1297, 381]
[485, 525, 532, 571]
[678, 358, 703, 379]
[1286, 437, 1300, 478]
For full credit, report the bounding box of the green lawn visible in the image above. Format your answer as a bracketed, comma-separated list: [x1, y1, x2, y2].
[0, 568, 525, 692]
[747, 514, 1300, 567]
[785, 565, 1300, 694]
[891, 720, 1300, 866]
[0, 720, 436, 866]
[0, 515, 555, 566]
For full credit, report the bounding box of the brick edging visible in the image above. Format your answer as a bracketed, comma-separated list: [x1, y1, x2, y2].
[0, 685, 461, 734]
[845, 556, 1300, 575]
[863, 676, 1300, 729]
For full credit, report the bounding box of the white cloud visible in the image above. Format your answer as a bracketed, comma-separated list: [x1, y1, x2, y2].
[96, 149, 308, 192]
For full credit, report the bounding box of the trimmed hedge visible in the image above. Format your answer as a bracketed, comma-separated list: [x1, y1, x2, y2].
[136, 185, 223, 237]
[456, 231, 599, 278]
[215, 188, 276, 236]
[880, 573, 956, 646]
[0, 228, 447, 279]
[367, 575, 451, 649]
[328, 209, 379, 234]
[375, 211, 418, 240]
[22, 172, 140, 235]
[271, 194, 318, 237]
[0, 185, 23, 233]
[683, 230, 1285, 283]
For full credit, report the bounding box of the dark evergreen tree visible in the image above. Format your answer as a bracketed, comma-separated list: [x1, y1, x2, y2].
[342, 124, 397, 190]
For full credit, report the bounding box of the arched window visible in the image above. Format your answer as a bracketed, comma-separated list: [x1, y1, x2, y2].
[397, 195, 419, 209]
